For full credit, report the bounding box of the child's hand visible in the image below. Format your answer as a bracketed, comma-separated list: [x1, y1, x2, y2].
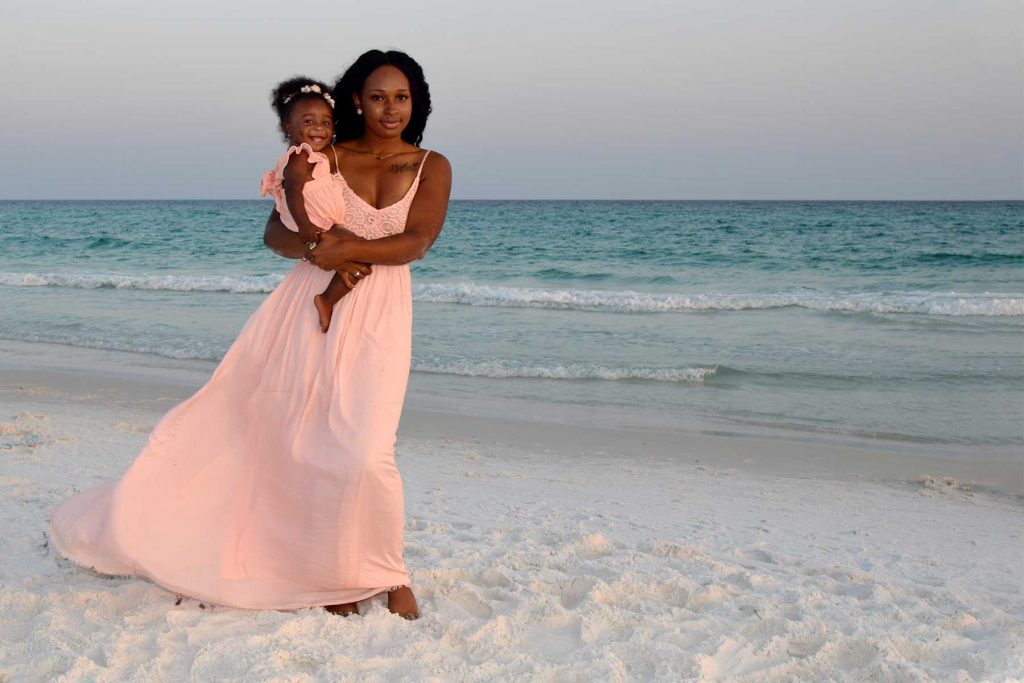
[297, 227, 320, 246]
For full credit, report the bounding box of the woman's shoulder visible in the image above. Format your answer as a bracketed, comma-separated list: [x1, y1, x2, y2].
[421, 148, 448, 163]
[419, 149, 450, 175]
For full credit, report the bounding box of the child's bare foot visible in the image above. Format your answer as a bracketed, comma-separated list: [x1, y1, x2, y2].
[387, 586, 420, 620]
[324, 602, 359, 616]
[314, 294, 333, 333]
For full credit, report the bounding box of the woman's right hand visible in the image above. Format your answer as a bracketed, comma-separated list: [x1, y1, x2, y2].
[337, 262, 372, 289]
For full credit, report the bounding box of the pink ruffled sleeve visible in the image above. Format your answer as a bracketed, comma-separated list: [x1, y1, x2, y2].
[258, 144, 331, 197]
[258, 144, 335, 232]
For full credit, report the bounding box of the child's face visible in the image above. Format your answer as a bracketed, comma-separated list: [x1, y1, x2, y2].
[284, 98, 333, 151]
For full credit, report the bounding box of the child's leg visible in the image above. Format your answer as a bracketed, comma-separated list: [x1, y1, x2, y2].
[313, 273, 350, 333]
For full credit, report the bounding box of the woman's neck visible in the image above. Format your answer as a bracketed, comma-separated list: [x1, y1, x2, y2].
[340, 135, 415, 161]
[355, 133, 410, 153]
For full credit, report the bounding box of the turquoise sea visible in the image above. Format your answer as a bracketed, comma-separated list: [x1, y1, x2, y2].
[0, 200, 1021, 445]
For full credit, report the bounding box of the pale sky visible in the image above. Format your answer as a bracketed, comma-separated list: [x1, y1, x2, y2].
[1, 0, 1021, 199]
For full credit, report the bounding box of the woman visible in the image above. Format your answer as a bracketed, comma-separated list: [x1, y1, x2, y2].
[49, 50, 450, 620]
[263, 50, 452, 617]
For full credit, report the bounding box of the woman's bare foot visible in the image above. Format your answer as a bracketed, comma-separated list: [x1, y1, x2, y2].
[387, 586, 419, 620]
[313, 294, 333, 333]
[324, 602, 359, 616]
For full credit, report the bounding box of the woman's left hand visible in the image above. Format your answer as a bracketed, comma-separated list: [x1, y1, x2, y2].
[304, 227, 365, 271]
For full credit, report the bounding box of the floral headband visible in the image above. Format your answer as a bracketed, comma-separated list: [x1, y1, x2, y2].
[283, 84, 335, 109]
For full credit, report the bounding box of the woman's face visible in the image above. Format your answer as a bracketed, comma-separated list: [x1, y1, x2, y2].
[355, 65, 412, 141]
[283, 98, 334, 151]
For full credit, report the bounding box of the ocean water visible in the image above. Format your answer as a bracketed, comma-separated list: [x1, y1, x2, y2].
[0, 200, 1021, 446]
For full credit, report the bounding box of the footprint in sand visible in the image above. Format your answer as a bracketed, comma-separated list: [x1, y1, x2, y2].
[687, 584, 730, 612]
[526, 614, 583, 658]
[736, 548, 776, 565]
[833, 639, 880, 670]
[571, 532, 613, 559]
[559, 577, 597, 609]
[785, 623, 829, 658]
[476, 568, 511, 588]
[449, 587, 493, 619]
[644, 541, 701, 560]
[654, 581, 692, 608]
[722, 571, 764, 590]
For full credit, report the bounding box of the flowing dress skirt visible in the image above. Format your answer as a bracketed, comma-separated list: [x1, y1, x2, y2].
[50, 261, 412, 609]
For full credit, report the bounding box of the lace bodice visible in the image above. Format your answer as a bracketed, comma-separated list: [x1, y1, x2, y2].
[331, 150, 430, 241]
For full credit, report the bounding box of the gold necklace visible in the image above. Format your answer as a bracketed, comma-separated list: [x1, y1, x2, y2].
[342, 146, 405, 161]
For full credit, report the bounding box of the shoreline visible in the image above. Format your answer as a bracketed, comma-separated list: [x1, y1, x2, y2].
[1, 338, 1020, 498]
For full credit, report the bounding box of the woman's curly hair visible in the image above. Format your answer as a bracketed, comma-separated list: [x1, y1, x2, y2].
[332, 50, 432, 146]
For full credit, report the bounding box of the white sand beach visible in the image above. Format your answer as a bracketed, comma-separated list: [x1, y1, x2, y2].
[0, 340, 1021, 681]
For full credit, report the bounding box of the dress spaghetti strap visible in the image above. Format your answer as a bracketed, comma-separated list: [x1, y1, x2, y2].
[415, 150, 431, 180]
[330, 145, 341, 175]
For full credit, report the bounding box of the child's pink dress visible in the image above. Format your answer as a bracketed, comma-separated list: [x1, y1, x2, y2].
[48, 149, 432, 610]
[259, 143, 346, 234]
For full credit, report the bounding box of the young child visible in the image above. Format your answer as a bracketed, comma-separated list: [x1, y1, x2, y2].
[260, 77, 355, 333]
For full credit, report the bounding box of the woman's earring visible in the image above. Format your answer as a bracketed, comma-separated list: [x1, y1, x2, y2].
[356, 108, 363, 115]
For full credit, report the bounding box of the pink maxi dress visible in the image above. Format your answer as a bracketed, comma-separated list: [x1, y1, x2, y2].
[49, 147, 431, 610]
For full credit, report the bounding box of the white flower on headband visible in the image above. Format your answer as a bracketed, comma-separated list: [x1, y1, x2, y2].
[283, 84, 336, 108]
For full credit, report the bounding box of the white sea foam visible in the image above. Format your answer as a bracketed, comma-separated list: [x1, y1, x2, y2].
[411, 283, 1024, 316]
[0, 332, 716, 383]
[0, 271, 283, 294]
[2, 272, 1021, 316]
[412, 359, 718, 383]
